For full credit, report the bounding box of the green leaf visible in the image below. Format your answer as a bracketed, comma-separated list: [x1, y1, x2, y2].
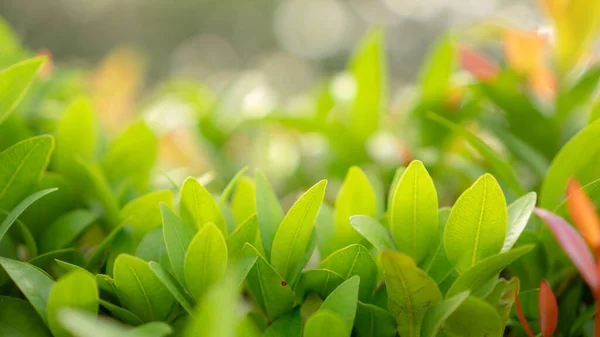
[47, 270, 99, 337]
[540, 119, 600, 208]
[0, 296, 52, 337]
[59, 308, 171, 337]
[484, 277, 520, 331]
[444, 296, 502, 337]
[349, 28, 386, 140]
[218, 166, 249, 205]
[86, 224, 126, 271]
[231, 176, 256, 225]
[0, 57, 44, 124]
[74, 158, 120, 229]
[161, 203, 194, 285]
[502, 192, 537, 252]
[184, 223, 228, 301]
[243, 243, 295, 321]
[148, 261, 194, 315]
[349, 215, 394, 251]
[427, 113, 525, 195]
[102, 121, 157, 192]
[317, 244, 378, 302]
[227, 214, 262, 261]
[420, 291, 470, 337]
[183, 273, 238, 337]
[40, 209, 96, 253]
[0, 257, 55, 323]
[113, 254, 175, 322]
[271, 180, 326, 283]
[135, 228, 169, 267]
[180, 176, 228, 236]
[446, 245, 534, 297]
[120, 190, 174, 242]
[354, 302, 397, 337]
[315, 203, 336, 258]
[96, 275, 120, 306]
[444, 174, 507, 274]
[229, 254, 258, 289]
[52, 97, 96, 176]
[419, 35, 454, 105]
[319, 276, 360, 331]
[0, 188, 57, 242]
[99, 300, 144, 326]
[29, 248, 83, 269]
[390, 160, 438, 263]
[255, 170, 284, 259]
[0, 135, 54, 210]
[264, 307, 302, 337]
[303, 310, 349, 337]
[380, 251, 442, 337]
[419, 208, 453, 284]
[334, 167, 377, 250]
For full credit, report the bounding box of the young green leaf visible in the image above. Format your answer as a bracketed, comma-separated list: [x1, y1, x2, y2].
[243, 243, 295, 321]
[148, 261, 194, 315]
[86, 223, 126, 271]
[161, 203, 194, 284]
[445, 296, 503, 337]
[47, 270, 99, 337]
[231, 176, 256, 225]
[227, 214, 262, 261]
[113, 254, 175, 322]
[540, 119, 600, 208]
[315, 203, 336, 259]
[52, 97, 96, 176]
[317, 244, 378, 302]
[263, 307, 302, 337]
[0, 296, 52, 337]
[0, 57, 45, 124]
[380, 251, 442, 337]
[354, 302, 397, 337]
[349, 215, 395, 251]
[334, 167, 377, 250]
[390, 160, 438, 263]
[444, 174, 508, 274]
[99, 300, 144, 326]
[484, 277, 520, 331]
[120, 190, 174, 242]
[420, 291, 470, 337]
[102, 121, 157, 192]
[419, 35, 454, 104]
[349, 28, 386, 141]
[184, 223, 228, 301]
[29, 248, 83, 269]
[218, 166, 249, 205]
[502, 192, 537, 252]
[303, 310, 349, 337]
[255, 170, 284, 259]
[180, 176, 228, 235]
[0, 135, 54, 211]
[271, 180, 326, 283]
[96, 275, 120, 306]
[0, 188, 57, 242]
[0, 257, 55, 323]
[446, 245, 534, 297]
[295, 269, 345, 300]
[135, 228, 169, 267]
[41, 209, 96, 253]
[229, 254, 258, 289]
[319, 276, 360, 332]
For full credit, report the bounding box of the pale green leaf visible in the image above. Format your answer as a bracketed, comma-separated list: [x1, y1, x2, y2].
[0, 57, 44, 124]
[502, 192, 537, 252]
[303, 310, 349, 337]
[120, 190, 174, 242]
[255, 170, 284, 260]
[160, 203, 194, 285]
[231, 176, 256, 225]
[319, 276, 360, 331]
[421, 291, 470, 337]
[349, 215, 395, 251]
[180, 177, 228, 236]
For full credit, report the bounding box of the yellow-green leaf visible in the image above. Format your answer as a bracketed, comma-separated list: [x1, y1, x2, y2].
[0, 57, 45, 124]
[180, 177, 228, 236]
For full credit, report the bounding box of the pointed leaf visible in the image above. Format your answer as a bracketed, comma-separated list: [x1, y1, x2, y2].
[161, 203, 194, 285]
[231, 176, 256, 225]
[41, 209, 96, 253]
[0, 57, 44, 124]
[218, 166, 249, 205]
[180, 177, 228, 235]
[120, 190, 174, 242]
[148, 261, 194, 315]
[444, 174, 508, 273]
[419, 207, 453, 284]
[539, 280, 558, 337]
[184, 223, 228, 301]
[271, 180, 326, 282]
[99, 300, 144, 326]
[227, 214, 262, 261]
[502, 192, 537, 252]
[320, 276, 360, 330]
[534, 208, 599, 292]
[255, 170, 284, 259]
[303, 311, 349, 337]
[350, 215, 394, 251]
[0, 188, 57, 242]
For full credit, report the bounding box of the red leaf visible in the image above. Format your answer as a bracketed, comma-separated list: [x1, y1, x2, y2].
[566, 179, 600, 251]
[538, 280, 558, 337]
[458, 45, 499, 82]
[534, 208, 600, 292]
[515, 284, 536, 337]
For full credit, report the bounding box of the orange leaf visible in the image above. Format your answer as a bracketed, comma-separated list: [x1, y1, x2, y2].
[538, 280, 558, 337]
[534, 208, 600, 292]
[566, 179, 600, 251]
[458, 45, 499, 82]
[515, 283, 536, 337]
